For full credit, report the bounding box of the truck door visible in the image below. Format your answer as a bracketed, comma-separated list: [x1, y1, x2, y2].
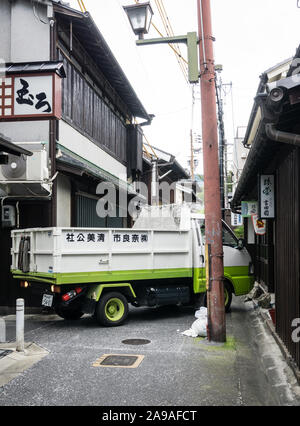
[192, 219, 206, 294]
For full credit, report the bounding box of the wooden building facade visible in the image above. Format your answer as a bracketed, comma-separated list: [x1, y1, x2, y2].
[231, 53, 300, 371]
[0, 0, 151, 310]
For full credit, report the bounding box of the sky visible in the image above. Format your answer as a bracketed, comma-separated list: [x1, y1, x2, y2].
[68, 0, 300, 173]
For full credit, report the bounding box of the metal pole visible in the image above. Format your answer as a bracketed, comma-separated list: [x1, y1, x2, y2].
[0, 317, 6, 343]
[190, 129, 195, 180]
[16, 298, 25, 352]
[216, 76, 225, 219]
[197, 0, 226, 342]
[151, 159, 159, 206]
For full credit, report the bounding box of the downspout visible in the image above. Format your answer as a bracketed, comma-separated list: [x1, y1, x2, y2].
[50, 14, 58, 226]
[265, 123, 300, 147]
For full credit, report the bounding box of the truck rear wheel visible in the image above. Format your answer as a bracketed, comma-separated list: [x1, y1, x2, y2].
[96, 292, 128, 326]
[55, 305, 84, 320]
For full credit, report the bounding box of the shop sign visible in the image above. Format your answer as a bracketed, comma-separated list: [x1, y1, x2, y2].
[241, 201, 258, 217]
[0, 73, 62, 121]
[259, 175, 275, 219]
[231, 212, 243, 227]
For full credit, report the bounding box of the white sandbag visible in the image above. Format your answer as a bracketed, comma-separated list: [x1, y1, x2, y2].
[182, 314, 207, 338]
[181, 329, 198, 337]
[191, 317, 207, 337]
[195, 306, 207, 319]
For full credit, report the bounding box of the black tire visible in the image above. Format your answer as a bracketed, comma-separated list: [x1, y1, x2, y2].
[203, 281, 233, 313]
[224, 281, 233, 313]
[55, 305, 84, 320]
[96, 292, 128, 327]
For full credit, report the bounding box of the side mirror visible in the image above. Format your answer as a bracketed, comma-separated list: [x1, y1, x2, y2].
[237, 238, 245, 250]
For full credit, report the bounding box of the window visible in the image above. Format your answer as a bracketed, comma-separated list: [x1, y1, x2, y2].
[222, 224, 238, 247]
[198, 220, 237, 247]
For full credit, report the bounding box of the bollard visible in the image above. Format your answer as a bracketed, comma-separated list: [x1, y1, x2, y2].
[0, 317, 6, 343]
[16, 298, 24, 352]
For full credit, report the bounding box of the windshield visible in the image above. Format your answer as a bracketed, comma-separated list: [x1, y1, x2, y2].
[198, 219, 238, 248]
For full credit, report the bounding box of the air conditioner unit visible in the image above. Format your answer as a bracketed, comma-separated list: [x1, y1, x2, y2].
[0, 142, 50, 196]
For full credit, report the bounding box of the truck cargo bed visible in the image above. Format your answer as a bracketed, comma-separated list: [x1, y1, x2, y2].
[11, 227, 193, 285]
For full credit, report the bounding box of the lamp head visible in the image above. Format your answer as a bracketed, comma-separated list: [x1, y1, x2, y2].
[123, 2, 154, 39]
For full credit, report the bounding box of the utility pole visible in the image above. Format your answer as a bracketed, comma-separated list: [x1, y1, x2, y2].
[215, 69, 225, 220]
[190, 129, 195, 180]
[197, 0, 226, 342]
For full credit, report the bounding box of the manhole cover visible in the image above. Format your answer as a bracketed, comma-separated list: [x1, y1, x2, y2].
[0, 350, 12, 360]
[122, 339, 151, 346]
[93, 354, 144, 368]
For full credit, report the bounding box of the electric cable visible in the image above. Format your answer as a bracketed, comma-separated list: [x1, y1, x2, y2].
[132, 0, 189, 83]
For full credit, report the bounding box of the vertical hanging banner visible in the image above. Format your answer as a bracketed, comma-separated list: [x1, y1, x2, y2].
[251, 214, 266, 235]
[259, 175, 275, 219]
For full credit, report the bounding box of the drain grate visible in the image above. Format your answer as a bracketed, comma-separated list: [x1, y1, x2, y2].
[122, 339, 151, 346]
[0, 350, 12, 360]
[93, 354, 144, 369]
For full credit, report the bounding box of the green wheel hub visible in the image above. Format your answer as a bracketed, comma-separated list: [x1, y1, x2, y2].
[105, 298, 125, 322]
[224, 288, 229, 306]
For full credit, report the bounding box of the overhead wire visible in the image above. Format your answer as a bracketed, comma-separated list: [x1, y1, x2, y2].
[77, 0, 87, 13]
[133, 0, 189, 83]
[131, 0, 192, 159]
[154, 0, 188, 83]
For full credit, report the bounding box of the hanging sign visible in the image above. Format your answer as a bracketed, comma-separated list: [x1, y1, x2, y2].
[0, 73, 62, 122]
[259, 175, 275, 219]
[231, 212, 243, 227]
[252, 214, 266, 235]
[241, 201, 258, 217]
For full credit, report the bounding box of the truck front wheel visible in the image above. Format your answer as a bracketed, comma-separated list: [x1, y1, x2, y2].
[203, 281, 233, 313]
[96, 292, 129, 326]
[224, 282, 233, 313]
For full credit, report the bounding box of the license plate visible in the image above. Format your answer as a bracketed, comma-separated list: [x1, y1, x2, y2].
[42, 294, 54, 308]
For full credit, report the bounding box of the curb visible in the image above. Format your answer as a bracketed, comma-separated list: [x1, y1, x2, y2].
[259, 309, 300, 386]
[0, 342, 49, 388]
[248, 304, 300, 406]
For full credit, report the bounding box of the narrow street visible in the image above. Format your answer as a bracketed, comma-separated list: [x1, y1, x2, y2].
[0, 297, 283, 406]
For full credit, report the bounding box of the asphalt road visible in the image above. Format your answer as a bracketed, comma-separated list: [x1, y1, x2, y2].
[0, 296, 279, 406]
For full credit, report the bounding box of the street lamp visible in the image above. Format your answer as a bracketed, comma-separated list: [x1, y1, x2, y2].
[123, 2, 154, 39]
[123, 2, 199, 83]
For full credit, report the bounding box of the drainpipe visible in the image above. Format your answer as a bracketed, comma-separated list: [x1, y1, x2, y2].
[265, 123, 300, 147]
[50, 14, 58, 227]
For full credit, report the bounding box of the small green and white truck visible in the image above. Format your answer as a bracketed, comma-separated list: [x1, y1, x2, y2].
[11, 204, 254, 326]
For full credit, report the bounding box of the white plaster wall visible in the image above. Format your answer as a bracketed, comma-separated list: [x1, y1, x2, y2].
[59, 120, 127, 180]
[0, 0, 50, 144]
[0, 1, 11, 62]
[56, 174, 71, 227]
[10, 0, 50, 62]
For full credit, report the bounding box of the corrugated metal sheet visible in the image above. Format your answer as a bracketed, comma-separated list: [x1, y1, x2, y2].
[0, 134, 32, 156]
[1, 61, 66, 78]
